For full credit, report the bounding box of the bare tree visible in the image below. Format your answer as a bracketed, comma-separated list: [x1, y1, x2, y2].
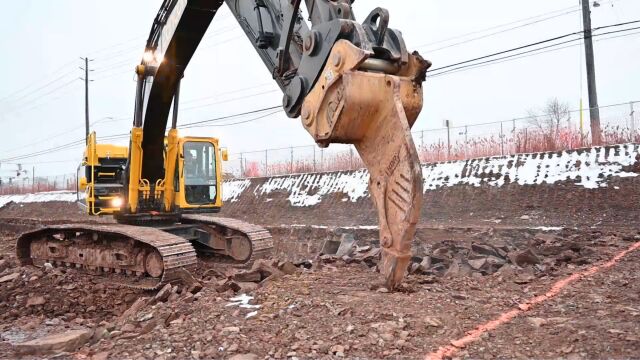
[528, 98, 571, 150]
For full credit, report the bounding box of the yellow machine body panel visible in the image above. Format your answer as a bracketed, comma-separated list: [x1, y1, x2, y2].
[81, 133, 129, 216]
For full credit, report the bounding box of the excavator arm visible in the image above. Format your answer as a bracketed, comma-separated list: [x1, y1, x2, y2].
[132, 0, 430, 289]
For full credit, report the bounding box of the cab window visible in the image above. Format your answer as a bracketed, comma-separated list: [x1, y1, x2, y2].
[183, 142, 217, 204]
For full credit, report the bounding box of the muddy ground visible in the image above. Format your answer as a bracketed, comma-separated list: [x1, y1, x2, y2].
[0, 202, 639, 359]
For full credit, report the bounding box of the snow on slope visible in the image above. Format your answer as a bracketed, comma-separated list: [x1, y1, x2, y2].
[223, 144, 639, 206]
[3, 145, 637, 209]
[0, 191, 80, 208]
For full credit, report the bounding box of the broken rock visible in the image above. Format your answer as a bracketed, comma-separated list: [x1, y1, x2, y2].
[251, 259, 283, 280]
[238, 282, 259, 293]
[118, 297, 148, 325]
[222, 326, 241, 335]
[510, 249, 541, 266]
[528, 317, 548, 327]
[353, 247, 381, 267]
[215, 280, 242, 293]
[229, 354, 258, 360]
[424, 316, 443, 328]
[0, 272, 20, 283]
[154, 284, 173, 303]
[279, 261, 299, 275]
[467, 257, 487, 271]
[91, 352, 110, 360]
[26, 296, 46, 307]
[471, 244, 504, 259]
[14, 329, 93, 355]
[232, 270, 262, 283]
[335, 234, 356, 257]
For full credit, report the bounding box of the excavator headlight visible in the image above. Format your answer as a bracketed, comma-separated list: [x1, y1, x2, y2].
[142, 50, 155, 64]
[110, 197, 124, 208]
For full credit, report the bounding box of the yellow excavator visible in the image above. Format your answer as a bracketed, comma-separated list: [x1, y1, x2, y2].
[17, 0, 430, 290]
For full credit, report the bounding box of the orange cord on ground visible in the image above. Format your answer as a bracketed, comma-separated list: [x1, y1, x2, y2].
[426, 241, 640, 360]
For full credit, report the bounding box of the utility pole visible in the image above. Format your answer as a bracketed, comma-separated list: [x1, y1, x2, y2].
[500, 122, 505, 156]
[349, 147, 354, 169]
[290, 147, 293, 174]
[631, 102, 636, 141]
[80, 57, 93, 144]
[264, 150, 268, 177]
[32, 166, 35, 193]
[464, 125, 468, 158]
[581, 0, 602, 145]
[444, 119, 451, 160]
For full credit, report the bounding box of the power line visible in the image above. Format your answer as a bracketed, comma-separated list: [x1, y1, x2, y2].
[412, 100, 640, 133]
[181, 109, 283, 128]
[421, 8, 581, 53]
[181, 89, 280, 112]
[427, 19, 640, 74]
[415, 5, 580, 49]
[428, 25, 640, 77]
[415, 0, 623, 51]
[180, 106, 282, 128]
[0, 105, 282, 162]
[0, 68, 78, 110]
[1, 78, 81, 117]
[0, 59, 77, 104]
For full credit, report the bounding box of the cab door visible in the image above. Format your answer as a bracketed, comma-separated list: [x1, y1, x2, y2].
[176, 138, 222, 212]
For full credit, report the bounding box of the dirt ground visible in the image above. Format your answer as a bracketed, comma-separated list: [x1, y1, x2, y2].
[0, 202, 639, 359]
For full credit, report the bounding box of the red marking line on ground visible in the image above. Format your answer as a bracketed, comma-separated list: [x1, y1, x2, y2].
[426, 240, 640, 360]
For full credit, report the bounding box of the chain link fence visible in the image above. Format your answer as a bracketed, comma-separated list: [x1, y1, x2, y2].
[1, 102, 636, 188]
[0, 173, 77, 195]
[227, 101, 638, 178]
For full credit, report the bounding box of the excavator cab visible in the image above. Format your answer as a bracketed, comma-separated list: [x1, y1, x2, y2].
[175, 137, 224, 212]
[79, 132, 226, 216]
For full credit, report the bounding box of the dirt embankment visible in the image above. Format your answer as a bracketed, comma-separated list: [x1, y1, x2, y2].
[221, 144, 640, 230]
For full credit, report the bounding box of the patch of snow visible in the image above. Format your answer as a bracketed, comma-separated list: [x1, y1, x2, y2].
[222, 179, 252, 202]
[533, 226, 564, 231]
[245, 311, 258, 319]
[421, 144, 639, 191]
[0, 191, 80, 208]
[226, 294, 261, 309]
[342, 225, 379, 230]
[254, 169, 370, 207]
[282, 224, 378, 230]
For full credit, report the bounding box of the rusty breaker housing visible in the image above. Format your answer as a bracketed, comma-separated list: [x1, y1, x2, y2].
[302, 40, 430, 289]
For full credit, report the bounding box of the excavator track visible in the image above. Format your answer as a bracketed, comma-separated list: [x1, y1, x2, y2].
[181, 215, 274, 266]
[16, 224, 197, 290]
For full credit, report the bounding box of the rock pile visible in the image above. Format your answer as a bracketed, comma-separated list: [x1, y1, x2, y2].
[317, 231, 600, 279]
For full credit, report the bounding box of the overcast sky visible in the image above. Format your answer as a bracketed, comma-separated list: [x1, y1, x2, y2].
[0, 0, 638, 178]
